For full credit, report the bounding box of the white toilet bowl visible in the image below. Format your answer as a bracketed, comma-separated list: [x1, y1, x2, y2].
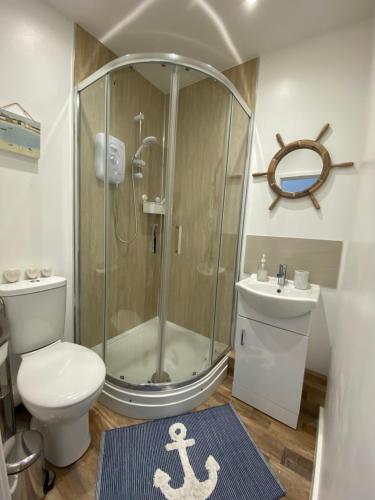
[0, 276, 105, 467]
[17, 340, 105, 467]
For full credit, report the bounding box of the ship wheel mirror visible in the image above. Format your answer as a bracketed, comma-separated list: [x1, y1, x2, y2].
[252, 124, 354, 210]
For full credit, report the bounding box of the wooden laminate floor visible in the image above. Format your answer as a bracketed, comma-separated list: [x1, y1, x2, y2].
[19, 371, 326, 500]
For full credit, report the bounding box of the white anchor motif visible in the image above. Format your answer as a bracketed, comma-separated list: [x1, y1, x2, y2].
[153, 422, 220, 500]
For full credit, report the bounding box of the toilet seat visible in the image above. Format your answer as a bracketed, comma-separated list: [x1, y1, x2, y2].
[17, 341, 106, 409]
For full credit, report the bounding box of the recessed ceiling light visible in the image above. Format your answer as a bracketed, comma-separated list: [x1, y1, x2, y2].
[245, 0, 257, 6]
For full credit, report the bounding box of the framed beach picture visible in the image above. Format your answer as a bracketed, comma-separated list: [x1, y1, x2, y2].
[0, 105, 40, 159]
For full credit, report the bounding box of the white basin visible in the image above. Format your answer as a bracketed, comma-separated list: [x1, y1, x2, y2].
[236, 274, 320, 319]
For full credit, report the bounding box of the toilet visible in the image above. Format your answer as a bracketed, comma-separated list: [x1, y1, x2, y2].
[0, 276, 106, 467]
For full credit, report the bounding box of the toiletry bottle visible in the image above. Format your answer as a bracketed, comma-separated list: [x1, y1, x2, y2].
[257, 254, 268, 282]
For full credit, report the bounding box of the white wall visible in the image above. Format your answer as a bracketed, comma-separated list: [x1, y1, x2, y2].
[0, 0, 74, 340]
[317, 14, 375, 499]
[244, 20, 372, 374]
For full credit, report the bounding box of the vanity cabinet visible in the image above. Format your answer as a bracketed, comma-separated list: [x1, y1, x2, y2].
[232, 297, 311, 428]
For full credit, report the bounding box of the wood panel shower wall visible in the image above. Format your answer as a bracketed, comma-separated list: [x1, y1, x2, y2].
[78, 70, 165, 348]
[167, 84, 251, 346]
[74, 25, 117, 85]
[75, 26, 258, 349]
[107, 68, 165, 339]
[167, 78, 230, 340]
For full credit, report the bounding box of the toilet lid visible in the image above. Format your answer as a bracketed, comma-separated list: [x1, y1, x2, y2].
[18, 342, 106, 409]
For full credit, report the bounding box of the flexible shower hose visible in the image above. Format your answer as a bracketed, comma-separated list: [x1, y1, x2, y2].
[113, 165, 138, 245]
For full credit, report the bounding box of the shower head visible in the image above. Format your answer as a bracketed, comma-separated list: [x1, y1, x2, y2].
[143, 136, 157, 146]
[134, 136, 157, 159]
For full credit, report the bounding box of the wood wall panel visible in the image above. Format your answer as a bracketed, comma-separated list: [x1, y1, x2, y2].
[167, 78, 230, 338]
[223, 58, 259, 111]
[166, 64, 256, 347]
[107, 67, 166, 339]
[79, 68, 166, 348]
[74, 25, 117, 85]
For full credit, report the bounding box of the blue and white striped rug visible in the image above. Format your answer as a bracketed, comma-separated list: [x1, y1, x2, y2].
[96, 404, 286, 500]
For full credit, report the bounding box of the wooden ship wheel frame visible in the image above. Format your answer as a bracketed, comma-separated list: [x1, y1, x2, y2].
[252, 123, 354, 210]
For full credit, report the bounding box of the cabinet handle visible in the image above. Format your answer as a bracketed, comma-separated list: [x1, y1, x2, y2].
[240, 329, 245, 346]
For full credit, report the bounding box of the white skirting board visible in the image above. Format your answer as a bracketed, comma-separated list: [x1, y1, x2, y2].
[310, 406, 324, 500]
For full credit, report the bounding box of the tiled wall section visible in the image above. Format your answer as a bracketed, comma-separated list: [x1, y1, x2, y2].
[244, 235, 343, 288]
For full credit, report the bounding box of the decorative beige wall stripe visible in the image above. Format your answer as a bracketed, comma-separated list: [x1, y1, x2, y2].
[244, 235, 343, 288]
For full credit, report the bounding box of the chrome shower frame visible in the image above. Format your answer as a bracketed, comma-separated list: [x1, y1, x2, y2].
[73, 53, 255, 415]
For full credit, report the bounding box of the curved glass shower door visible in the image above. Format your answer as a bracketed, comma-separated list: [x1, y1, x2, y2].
[160, 69, 232, 384]
[77, 56, 252, 395]
[78, 77, 106, 357]
[105, 63, 173, 385]
[212, 99, 250, 362]
[104, 63, 236, 386]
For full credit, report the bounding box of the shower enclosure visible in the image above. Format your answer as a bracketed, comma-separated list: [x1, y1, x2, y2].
[75, 54, 252, 418]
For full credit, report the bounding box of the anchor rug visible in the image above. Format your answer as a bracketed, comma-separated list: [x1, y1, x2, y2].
[96, 404, 286, 500]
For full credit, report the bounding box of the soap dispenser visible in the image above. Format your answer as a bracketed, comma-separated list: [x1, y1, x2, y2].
[256, 254, 268, 282]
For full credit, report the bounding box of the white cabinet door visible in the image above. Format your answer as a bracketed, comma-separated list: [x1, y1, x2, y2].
[233, 316, 308, 426]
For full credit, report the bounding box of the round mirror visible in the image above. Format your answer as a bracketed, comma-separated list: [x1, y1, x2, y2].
[267, 140, 331, 204]
[275, 148, 323, 193]
[252, 124, 354, 210]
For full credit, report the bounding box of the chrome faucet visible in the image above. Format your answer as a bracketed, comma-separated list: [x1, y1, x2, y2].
[277, 264, 287, 287]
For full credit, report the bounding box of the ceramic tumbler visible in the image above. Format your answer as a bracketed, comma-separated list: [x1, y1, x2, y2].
[294, 270, 310, 290]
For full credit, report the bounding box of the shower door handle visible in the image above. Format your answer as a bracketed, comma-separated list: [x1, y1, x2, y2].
[176, 225, 182, 255]
[240, 329, 245, 346]
[151, 224, 158, 254]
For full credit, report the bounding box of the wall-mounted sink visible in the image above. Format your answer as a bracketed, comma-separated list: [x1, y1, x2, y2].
[236, 274, 320, 319]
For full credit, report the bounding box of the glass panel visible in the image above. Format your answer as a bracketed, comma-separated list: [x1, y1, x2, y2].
[105, 63, 172, 385]
[77, 64, 251, 387]
[280, 175, 319, 192]
[275, 148, 322, 192]
[213, 99, 250, 361]
[164, 70, 232, 383]
[78, 78, 106, 357]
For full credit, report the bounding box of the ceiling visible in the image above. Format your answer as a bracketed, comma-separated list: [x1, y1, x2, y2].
[45, 0, 374, 71]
